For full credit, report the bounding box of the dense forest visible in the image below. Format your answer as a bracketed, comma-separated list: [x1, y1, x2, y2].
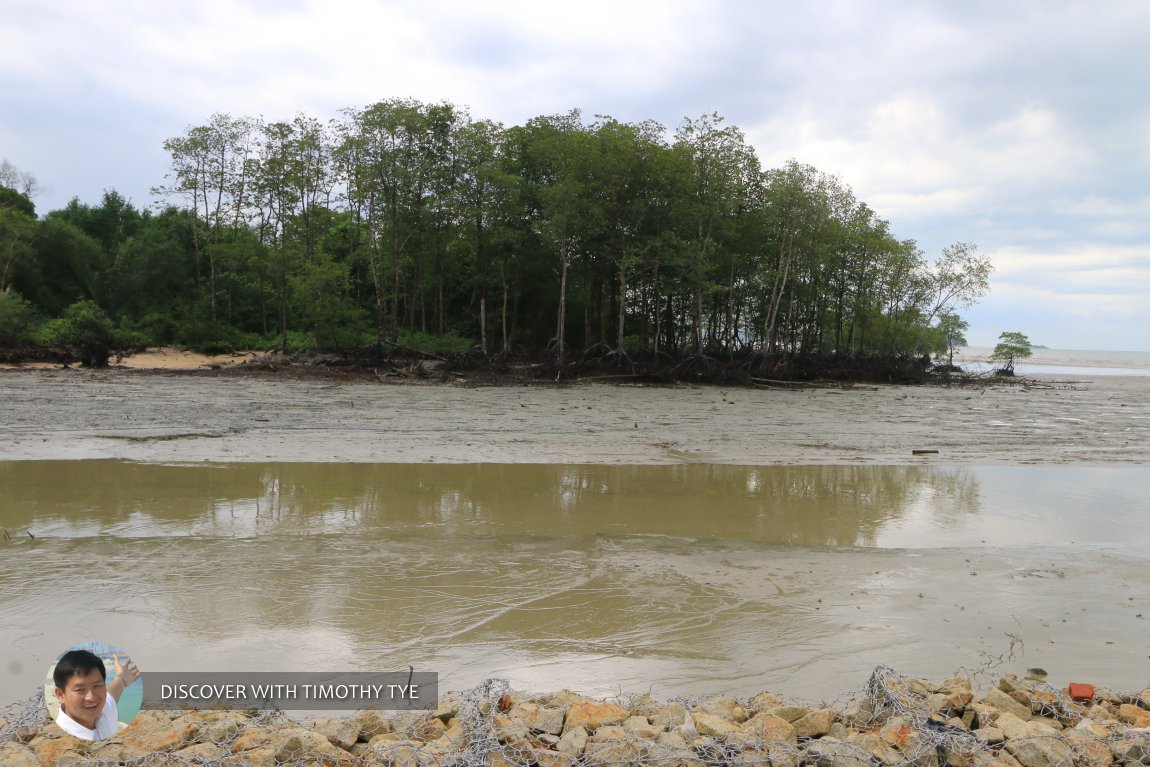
[0, 101, 991, 377]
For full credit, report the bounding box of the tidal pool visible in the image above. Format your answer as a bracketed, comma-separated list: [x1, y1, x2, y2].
[2, 461, 1148, 708]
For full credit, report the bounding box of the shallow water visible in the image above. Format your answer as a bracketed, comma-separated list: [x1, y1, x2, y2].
[3, 461, 1148, 708]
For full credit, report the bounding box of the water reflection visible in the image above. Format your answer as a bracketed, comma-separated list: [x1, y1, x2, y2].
[3, 462, 1150, 708]
[0, 462, 981, 547]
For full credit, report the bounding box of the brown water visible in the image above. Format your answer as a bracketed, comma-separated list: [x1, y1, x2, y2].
[2, 461, 1148, 707]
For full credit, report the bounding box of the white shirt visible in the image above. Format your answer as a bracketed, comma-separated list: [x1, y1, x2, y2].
[55, 691, 120, 740]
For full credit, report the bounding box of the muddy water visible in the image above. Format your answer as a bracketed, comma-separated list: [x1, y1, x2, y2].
[2, 462, 1148, 707]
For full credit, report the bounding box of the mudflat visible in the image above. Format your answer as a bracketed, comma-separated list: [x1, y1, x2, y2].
[0, 365, 1146, 465]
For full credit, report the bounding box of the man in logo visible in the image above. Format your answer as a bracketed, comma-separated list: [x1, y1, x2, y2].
[52, 650, 140, 740]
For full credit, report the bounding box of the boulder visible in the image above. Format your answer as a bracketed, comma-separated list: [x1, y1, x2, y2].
[652, 702, 688, 729]
[1003, 734, 1075, 767]
[748, 691, 785, 711]
[792, 709, 836, 739]
[272, 728, 357, 765]
[583, 736, 650, 765]
[693, 712, 740, 739]
[511, 701, 566, 735]
[355, 709, 394, 741]
[740, 712, 796, 744]
[845, 731, 902, 766]
[804, 738, 872, 767]
[693, 696, 750, 723]
[1117, 703, 1150, 728]
[622, 715, 660, 740]
[769, 706, 811, 723]
[562, 701, 629, 735]
[312, 717, 360, 750]
[1063, 730, 1115, 767]
[531, 748, 576, 767]
[555, 725, 587, 757]
[985, 688, 1033, 721]
[0, 743, 39, 767]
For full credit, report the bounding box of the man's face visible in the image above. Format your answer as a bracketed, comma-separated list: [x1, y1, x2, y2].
[55, 668, 106, 729]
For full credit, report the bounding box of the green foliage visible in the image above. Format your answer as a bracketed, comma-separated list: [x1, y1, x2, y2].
[935, 313, 969, 365]
[0, 185, 35, 217]
[36, 300, 118, 347]
[0, 290, 37, 345]
[10, 103, 994, 365]
[988, 331, 1032, 374]
[397, 330, 474, 355]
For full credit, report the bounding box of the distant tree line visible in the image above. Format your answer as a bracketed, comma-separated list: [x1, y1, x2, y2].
[0, 102, 992, 369]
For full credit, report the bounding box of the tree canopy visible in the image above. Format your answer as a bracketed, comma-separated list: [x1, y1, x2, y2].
[2, 103, 994, 374]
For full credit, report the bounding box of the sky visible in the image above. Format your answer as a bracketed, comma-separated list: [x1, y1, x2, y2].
[3, 0, 1149, 350]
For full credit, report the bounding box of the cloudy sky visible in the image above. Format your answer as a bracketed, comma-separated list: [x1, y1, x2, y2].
[3, 0, 1148, 350]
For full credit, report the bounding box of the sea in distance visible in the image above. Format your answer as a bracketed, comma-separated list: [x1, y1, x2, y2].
[956, 346, 1150, 376]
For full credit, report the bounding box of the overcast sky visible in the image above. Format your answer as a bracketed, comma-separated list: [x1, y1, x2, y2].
[3, 0, 1148, 350]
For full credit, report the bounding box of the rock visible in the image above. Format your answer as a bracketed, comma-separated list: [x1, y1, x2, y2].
[985, 688, 1034, 721]
[201, 715, 246, 744]
[1074, 719, 1110, 738]
[373, 741, 422, 767]
[583, 736, 650, 765]
[906, 678, 940, 696]
[740, 712, 796, 744]
[555, 725, 587, 757]
[562, 701, 628, 734]
[29, 734, 88, 765]
[846, 732, 903, 766]
[1117, 703, 1150, 728]
[549, 690, 591, 708]
[1031, 715, 1063, 731]
[118, 719, 200, 751]
[435, 722, 466, 749]
[273, 728, 356, 765]
[531, 748, 576, 767]
[927, 693, 954, 714]
[355, 710, 394, 741]
[391, 711, 434, 737]
[1003, 732, 1075, 767]
[792, 709, 836, 739]
[622, 715, 661, 740]
[511, 701, 566, 735]
[226, 745, 276, 766]
[1063, 730, 1114, 767]
[652, 702, 688, 729]
[231, 728, 276, 752]
[1092, 688, 1123, 705]
[947, 689, 975, 709]
[415, 741, 457, 767]
[413, 718, 447, 742]
[879, 717, 914, 749]
[174, 742, 225, 760]
[804, 738, 872, 767]
[588, 725, 626, 742]
[370, 733, 405, 747]
[975, 727, 1005, 745]
[749, 691, 785, 711]
[1111, 738, 1150, 765]
[433, 698, 460, 722]
[0, 743, 39, 767]
[492, 714, 532, 749]
[769, 706, 811, 723]
[313, 717, 361, 750]
[841, 697, 878, 728]
[657, 730, 689, 750]
[693, 696, 750, 723]
[994, 712, 1058, 742]
[693, 712, 740, 739]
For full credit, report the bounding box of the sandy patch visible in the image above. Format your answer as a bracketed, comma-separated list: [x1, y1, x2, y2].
[0, 367, 1146, 465]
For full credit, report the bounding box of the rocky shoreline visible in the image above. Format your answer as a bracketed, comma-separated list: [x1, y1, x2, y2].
[2, 669, 1149, 767]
